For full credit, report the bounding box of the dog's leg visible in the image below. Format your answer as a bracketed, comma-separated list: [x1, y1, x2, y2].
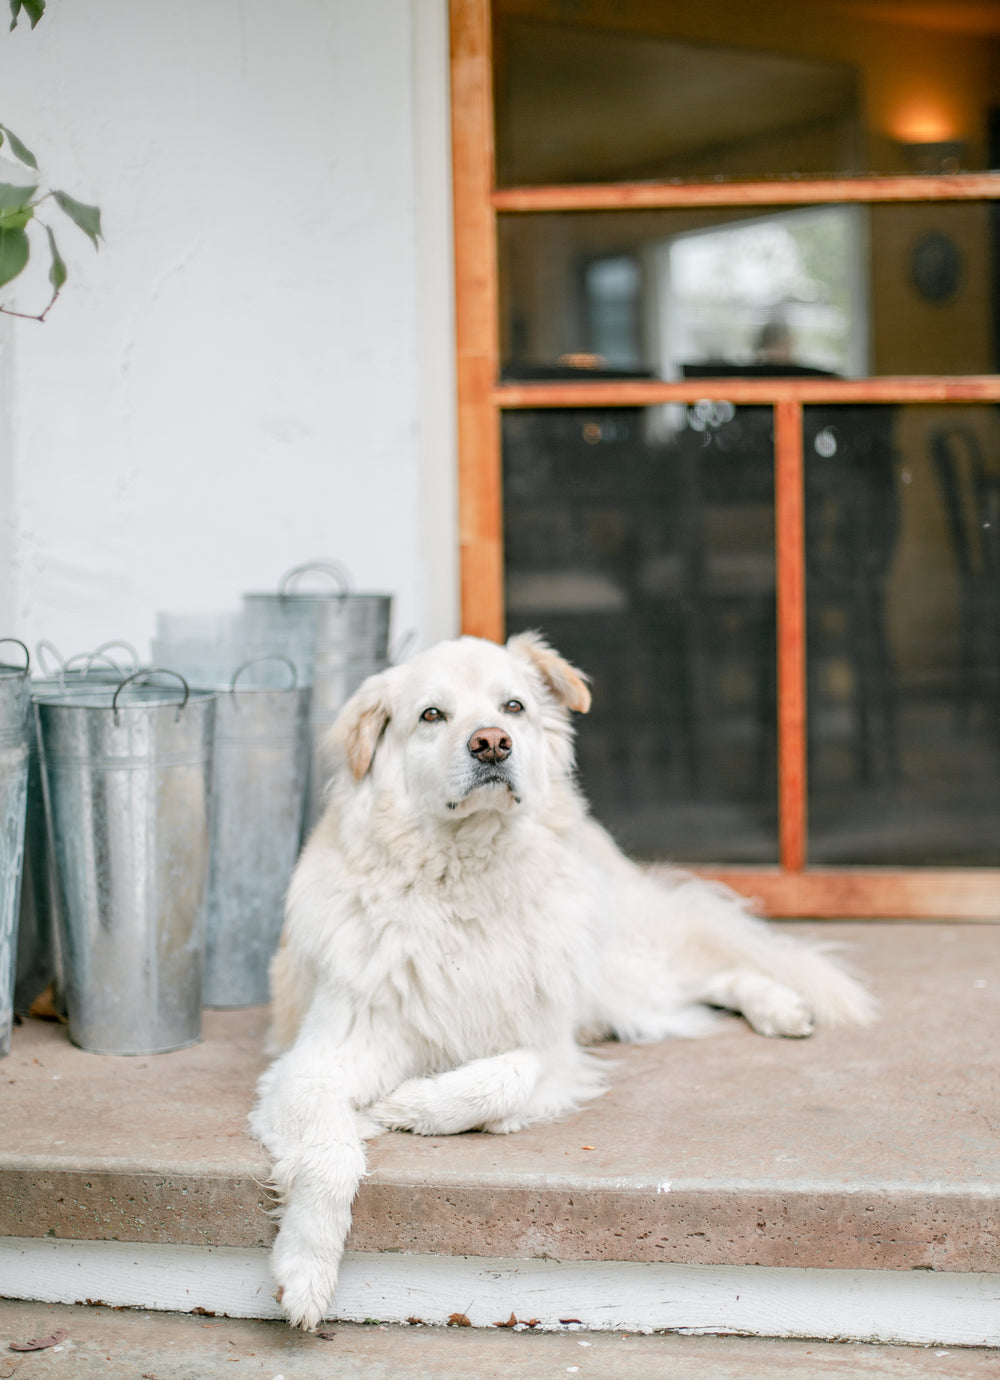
[250, 996, 409, 1330]
[371, 1049, 542, 1135]
[483, 1043, 608, 1133]
[372, 1044, 607, 1137]
[696, 968, 815, 1037]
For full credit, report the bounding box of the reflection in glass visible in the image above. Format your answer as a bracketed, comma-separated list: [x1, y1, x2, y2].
[805, 405, 1000, 865]
[502, 404, 778, 864]
[495, 12, 861, 186]
[500, 202, 997, 380]
[503, 401, 1000, 866]
[662, 208, 867, 378]
[494, 1, 998, 186]
[583, 256, 643, 371]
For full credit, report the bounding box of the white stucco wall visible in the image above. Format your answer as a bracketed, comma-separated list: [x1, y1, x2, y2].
[0, 0, 457, 666]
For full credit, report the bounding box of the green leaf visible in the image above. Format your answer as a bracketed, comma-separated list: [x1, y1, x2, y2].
[0, 181, 38, 209]
[0, 203, 32, 230]
[45, 224, 66, 290]
[52, 189, 101, 248]
[0, 224, 29, 287]
[0, 125, 38, 170]
[9, 0, 45, 29]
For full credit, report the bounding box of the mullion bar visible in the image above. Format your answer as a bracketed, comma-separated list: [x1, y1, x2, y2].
[774, 400, 807, 873]
[451, 0, 505, 643]
[493, 173, 1000, 213]
[695, 867, 1000, 920]
[494, 378, 1000, 408]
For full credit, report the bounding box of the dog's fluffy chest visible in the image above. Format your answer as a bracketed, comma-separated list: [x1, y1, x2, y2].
[322, 820, 604, 1065]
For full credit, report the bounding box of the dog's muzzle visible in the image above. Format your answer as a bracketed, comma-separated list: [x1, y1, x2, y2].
[446, 725, 520, 809]
[467, 726, 511, 765]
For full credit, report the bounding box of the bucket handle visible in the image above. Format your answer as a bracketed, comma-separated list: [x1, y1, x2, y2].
[277, 560, 352, 603]
[35, 639, 65, 677]
[42, 640, 143, 685]
[229, 654, 298, 708]
[59, 651, 136, 696]
[0, 637, 30, 679]
[390, 629, 417, 665]
[91, 639, 142, 672]
[113, 669, 190, 725]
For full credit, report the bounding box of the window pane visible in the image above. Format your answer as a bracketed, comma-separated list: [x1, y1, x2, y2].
[495, 1, 999, 185]
[502, 403, 778, 863]
[500, 203, 998, 379]
[805, 403, 1000, 866]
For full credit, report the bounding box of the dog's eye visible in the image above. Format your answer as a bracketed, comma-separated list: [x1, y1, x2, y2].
[420, 707, 446, 723]
[503, 699, 525, 714]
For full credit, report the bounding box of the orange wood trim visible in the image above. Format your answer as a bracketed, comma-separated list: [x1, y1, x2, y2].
[494, 377, 1000, 408]
[493, 173, 1000, 213]
[693, 868, 1000, 920]
[774, 401, 806, 873]
[450, 0, 504, 642]
[451, 2, 1000, 920]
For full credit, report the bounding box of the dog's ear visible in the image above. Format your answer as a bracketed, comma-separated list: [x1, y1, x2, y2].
[327, 672, 392, 780]
[506, 630, 591, 713]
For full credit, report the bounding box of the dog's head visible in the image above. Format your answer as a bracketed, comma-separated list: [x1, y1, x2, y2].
[325, 632, 590, 822]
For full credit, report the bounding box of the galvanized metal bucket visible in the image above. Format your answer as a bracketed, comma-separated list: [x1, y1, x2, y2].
[202, 656, 311, 1008]
[151, 612, 244, 691]
[240, 564, 393, 837]
[17, 642, 144, 1018]
[34, 671, 215, 1055]
[241, 561, 393, 672]
[303, 658, 387, 835]
[0, 639, 31, 1058]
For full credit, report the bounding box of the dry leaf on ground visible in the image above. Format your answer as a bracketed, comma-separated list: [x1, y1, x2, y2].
[9, 1329, 68, 1352]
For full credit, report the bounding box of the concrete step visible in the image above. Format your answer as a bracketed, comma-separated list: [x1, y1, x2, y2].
[1, 1299, 998, 1380]
[1, 922, 999, 1346]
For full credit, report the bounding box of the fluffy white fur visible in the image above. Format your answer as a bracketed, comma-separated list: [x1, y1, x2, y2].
[251, 632, 874, 1329]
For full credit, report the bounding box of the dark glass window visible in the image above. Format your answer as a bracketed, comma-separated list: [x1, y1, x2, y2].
[503, 399, 1000, 866]
[503, 402, 778, 863]
[805, 403, 1000, 866]
[494, 2, 998, 186]
[500, 203, 998, 380]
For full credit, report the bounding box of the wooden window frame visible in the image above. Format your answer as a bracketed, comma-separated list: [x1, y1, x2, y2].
[449, 0, 1000, 919]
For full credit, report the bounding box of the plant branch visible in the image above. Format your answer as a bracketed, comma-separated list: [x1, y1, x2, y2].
[0, 285, 60, 321]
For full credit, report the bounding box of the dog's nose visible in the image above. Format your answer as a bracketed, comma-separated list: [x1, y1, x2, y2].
[468, 725, 512, 764]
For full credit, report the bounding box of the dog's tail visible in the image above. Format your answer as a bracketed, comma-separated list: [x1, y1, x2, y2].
[651, 868, 878, 1029]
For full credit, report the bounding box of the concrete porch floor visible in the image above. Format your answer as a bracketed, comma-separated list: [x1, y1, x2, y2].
[1, 1299, 998, 1379]
[1, 922, 999, 1349]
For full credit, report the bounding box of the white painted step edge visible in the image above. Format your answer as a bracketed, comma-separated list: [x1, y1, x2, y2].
[0, 1238, 997, 1348]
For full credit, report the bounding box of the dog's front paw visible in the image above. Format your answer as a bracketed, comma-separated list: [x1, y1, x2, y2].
[272, 1221, 340, 1330]
[371, 1086, 440, 1136]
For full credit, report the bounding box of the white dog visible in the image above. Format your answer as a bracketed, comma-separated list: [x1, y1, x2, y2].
[251, 632, 873, 1329]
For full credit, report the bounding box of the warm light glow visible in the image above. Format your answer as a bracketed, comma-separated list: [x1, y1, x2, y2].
[891, 102, 958, 143]
[557, 352, 606, 369]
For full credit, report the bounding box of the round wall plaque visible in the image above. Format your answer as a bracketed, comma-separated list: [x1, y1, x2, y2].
[909, 231, 963, 304]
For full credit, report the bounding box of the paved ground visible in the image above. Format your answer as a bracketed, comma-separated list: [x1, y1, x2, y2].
[3, 922, 1000, 1350]
[1, 1301, 998, 1380]
[4, 923, 1000, 1275]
